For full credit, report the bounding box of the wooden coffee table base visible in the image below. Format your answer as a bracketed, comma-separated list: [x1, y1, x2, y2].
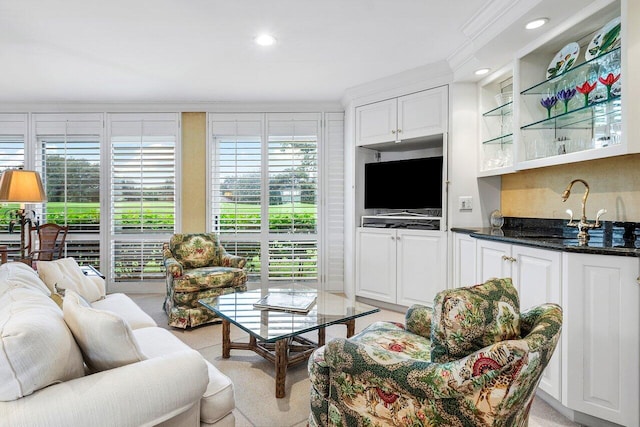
[221, 318, 356, 398]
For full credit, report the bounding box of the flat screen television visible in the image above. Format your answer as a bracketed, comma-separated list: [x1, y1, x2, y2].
[364, 157, 443, 210]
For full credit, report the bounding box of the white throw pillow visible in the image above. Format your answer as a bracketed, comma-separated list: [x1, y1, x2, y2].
[0, 288, 84, 401]
[62, 290, 146, 372]
[0, 261, 51, 298]
[37, 257, 105, 303]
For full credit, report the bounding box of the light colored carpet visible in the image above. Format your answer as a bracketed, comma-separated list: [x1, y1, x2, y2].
[130, 293, 580, 427]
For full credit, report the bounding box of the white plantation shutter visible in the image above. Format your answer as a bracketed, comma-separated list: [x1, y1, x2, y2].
[266, 113, 320, 282]
[209, 112, 343, 288]
[0, 114, 27, 236]
[321, 112, 345, 291]
[210, 114, 264, 281]
[268, 240, 318, 281]
[108, 113, 178, 283]
[32, 113, 103, 268]
[210, 114, 263, 234]
[0, 113, 27, 177]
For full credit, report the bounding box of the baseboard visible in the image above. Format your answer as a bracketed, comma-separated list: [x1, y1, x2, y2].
[536, 389, 624, 427]
[355, 296, 407, 314]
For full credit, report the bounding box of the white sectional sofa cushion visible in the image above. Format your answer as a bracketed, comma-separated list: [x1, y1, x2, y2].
[63, 290, 146, 372]
[36, 257, 105, 302]
[91, 292, 156, 329]
[0, 261, 51, 296]
[0, 350, 209, 427]
[0, 287, 84, 401]
[134, 327, 236, 425]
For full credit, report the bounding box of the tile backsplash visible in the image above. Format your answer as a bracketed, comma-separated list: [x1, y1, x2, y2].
[501, 154, 640, 222]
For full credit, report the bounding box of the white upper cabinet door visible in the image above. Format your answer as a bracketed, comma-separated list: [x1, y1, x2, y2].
[355, 86, 448, 148]
[397, 86, 447, 141]
[355, 99, 397, 146]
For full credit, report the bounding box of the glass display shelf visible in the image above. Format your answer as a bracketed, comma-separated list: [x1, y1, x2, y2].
[521, 97, 621, 130]
[521, 47, 620, 96]
[482, 134, 513, 145]
[483, 102, 513, 117]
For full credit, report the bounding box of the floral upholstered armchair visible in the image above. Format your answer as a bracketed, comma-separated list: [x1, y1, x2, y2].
[308, 278, 563, 427]
[163, 233, 248, 328]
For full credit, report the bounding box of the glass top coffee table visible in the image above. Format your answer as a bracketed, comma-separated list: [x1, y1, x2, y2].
[199, 285, 379, 398]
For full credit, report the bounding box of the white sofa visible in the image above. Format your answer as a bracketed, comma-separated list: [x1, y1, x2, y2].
[0, 261, 235, 427]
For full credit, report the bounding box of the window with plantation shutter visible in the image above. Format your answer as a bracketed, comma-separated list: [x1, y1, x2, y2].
[266, 113, 320, 281]
[0, 114, 27, 239]
[210, 114, 263, 281]
[32, 113, 103, 268]
[209, 112, 333, 286]
[108, 113, 178, 284]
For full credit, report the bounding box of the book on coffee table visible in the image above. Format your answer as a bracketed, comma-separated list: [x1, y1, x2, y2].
[253, 291, 317, 313]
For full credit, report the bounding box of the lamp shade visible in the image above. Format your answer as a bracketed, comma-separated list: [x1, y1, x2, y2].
[0, 169, 47, 203]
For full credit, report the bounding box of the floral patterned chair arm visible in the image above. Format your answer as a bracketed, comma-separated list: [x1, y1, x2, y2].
[324, 337, 530, 402]
[519, 303, 563, 353]
[162, 243, 183, 277]
[405, 304, 432, 339]
[219, 250, 247, 269]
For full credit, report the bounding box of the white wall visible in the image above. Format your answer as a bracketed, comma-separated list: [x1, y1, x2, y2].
[448, 82, 501, 228]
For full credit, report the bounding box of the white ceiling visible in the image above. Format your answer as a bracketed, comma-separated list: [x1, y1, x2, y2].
[0, 0, 595, 104]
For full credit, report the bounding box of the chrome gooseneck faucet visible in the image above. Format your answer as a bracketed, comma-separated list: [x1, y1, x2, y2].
[561, 178, 607, 245]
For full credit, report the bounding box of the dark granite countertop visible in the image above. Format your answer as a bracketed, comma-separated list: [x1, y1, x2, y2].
[451, 217, 640, 258]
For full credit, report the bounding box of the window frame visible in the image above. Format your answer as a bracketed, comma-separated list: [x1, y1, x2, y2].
[106, 113, 181, 293]
[207, 112, 343, 289]
[31, 113, 104, 269]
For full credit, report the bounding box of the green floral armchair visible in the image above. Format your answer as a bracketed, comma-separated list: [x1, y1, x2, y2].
[163, 233, 248, 328]
[308, 278, 562, 427]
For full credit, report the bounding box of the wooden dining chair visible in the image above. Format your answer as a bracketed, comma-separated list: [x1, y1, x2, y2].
[27, 223, 69, 262]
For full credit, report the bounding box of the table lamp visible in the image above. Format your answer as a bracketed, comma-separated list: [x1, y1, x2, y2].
[0, 169, 47, 259]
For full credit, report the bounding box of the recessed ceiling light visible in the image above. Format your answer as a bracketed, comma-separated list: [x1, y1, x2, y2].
[255, 34, 277, 46]
[475, 68, 491, 76]
[525, 18, 549, 30]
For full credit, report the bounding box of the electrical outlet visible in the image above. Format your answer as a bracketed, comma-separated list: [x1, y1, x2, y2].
[459, 196, 473, 211]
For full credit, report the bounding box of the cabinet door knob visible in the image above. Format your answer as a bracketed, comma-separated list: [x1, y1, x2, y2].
[397, 129, 402, 133]
[637, 276, 640, 285]
[391, 129, 396, 134]
[501, 255, 516, 262]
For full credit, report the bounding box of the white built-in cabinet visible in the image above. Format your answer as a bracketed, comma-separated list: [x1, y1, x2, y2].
[454, 233, 640, 426]
[477, 0, 640, 176]
[355, 86, 447, 148]
[452, 232, 476, 287]
[562, 252, 639, 427]
[356, 227, 446, 307]
[474, 238, 563, 400]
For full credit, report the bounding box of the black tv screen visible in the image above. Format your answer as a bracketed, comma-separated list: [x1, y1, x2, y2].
[364, 157, 443, 210]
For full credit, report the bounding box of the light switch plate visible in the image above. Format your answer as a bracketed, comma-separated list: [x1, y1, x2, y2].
[459, 196, 473, 211]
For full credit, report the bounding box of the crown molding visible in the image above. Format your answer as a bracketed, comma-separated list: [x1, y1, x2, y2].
[0, 101, 344, 114]
[447, 0, 543, 73]
[341, 60, 453, 108]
